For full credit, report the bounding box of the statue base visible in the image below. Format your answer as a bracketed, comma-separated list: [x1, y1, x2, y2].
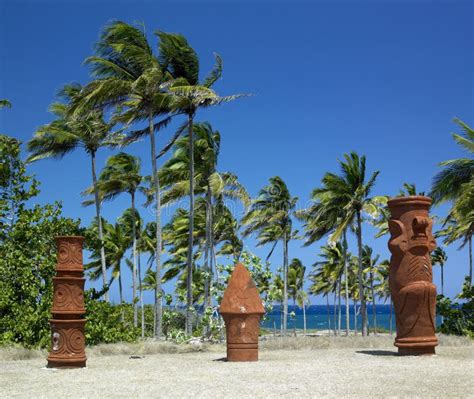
[395, 336, 438, 356]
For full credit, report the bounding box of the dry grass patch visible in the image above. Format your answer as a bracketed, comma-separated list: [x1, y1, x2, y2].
[260, 333, 473, 351]
[0, 346, 46, 361]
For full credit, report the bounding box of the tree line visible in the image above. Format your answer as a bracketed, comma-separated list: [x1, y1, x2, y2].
[1, 21, 472, 343]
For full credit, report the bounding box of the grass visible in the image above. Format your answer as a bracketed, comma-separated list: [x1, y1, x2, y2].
[0, 334, 470, 361]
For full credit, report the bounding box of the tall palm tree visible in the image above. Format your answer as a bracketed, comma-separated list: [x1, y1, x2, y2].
[298, 153, 381, 336]
[297, 189, 351, 335]
[158, 122, 249, 309]
[157, 33, 245, 334]
[242, 176, 298, 336]
[80, 21, 182, 337]
[431, 246, 448, 295]
[314, 152, 380, 336]
[83, 152, 142, 324]
[27, 84, 121, 301]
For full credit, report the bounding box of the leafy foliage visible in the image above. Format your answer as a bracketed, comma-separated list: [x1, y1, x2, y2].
[85, 291, 140, 345]
[0, 136, 81, 348]
[436, 278, 474, 337]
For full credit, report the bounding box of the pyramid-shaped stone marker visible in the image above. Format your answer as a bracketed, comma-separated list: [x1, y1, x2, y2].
[220, 263, 265, 361]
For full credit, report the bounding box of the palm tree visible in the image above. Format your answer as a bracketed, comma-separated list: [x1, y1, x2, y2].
[316, 152, 380, 336]
[297, 190, 351, 336]
[298, 153, 380, 336]
[312, 244, 345, 335]
[27, 84, 121, 301]
[157, 33, 245, 334]
[431, 246, 448, 295]
[430, 119, 473, 284]
[374, 260, 392, 335]
[309, 254, 338, 336]
[437, 203, 473, 284]
[0, 99, 11, 109]
[242, 176, 298, 336]
[288, 258, 306, 336]
[158, 122, 249, 309]
[86, 217, 132, 306]
[362, 245, 380, 334]
[430, 118, 474, 203]
[83, 152, 142, 324]
[81, 21, 182, 337]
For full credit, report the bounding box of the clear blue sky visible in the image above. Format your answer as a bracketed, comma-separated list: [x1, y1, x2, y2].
[1, 0, 472, 304]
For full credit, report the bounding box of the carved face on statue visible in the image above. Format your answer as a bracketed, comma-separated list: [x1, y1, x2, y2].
[388, 214, 436, 287]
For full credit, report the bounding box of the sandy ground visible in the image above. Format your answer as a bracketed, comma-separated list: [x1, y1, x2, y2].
[1, 337, 473, 398]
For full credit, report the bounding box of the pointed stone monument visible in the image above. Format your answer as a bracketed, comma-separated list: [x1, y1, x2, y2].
[47, 236, 87, 368]
[387, 196, 438, 355]
[220, 263, 265, 361]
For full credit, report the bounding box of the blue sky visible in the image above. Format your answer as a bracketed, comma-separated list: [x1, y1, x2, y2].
[1, 0, 472, 303]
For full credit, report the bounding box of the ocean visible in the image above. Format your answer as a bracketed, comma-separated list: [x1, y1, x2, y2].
[261, 304, 442, 331]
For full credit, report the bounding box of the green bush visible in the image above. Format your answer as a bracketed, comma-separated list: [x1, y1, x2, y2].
[436, 277, 474, 338]
[85, 292, 140, 345]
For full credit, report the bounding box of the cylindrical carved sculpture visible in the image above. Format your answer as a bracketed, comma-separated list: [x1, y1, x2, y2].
[387, 196, 438, 355]
[47, 236, 87, 368]
[219, 263, 265, 362]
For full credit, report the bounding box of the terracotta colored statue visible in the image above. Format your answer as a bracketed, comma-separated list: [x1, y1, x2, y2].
[220, 263, 265, 361]
[47, 236, 87, 368]
[387, 196, 438, 355]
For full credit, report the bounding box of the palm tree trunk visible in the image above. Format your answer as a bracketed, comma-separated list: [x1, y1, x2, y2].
[389, 298, 393, 336]
[333, 288, 337, 336]
[280, 299, 283, 336]
[356, 210, 368, 336]
[118, 270, 124, 304]
[138, 249, 145, 339]
[149, 112, 162, 339]
[302, 295, 307, 336]
[282, 234, 289, 337]
[186, 113, 195, 335]
[353, 300, 358, 335]
[90, 151, 109, 302]
[118, 267, 124, 322]
[326, 295, 331, 336]
[441, 264, 444, 296]
[343, 231, 350, 336]
[338, 276, 342, 335]
[469, 236, 472, 285]
[370, 271, 377, 335]
[293, 296, 297, 337]
[131, 192, 138, 328]
[203, 184, 212, 310]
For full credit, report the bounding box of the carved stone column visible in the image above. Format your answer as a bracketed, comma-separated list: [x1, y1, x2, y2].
[47, 236, 87, 368]
[387, 196, 438, 355]
[220, 263, 265, 361]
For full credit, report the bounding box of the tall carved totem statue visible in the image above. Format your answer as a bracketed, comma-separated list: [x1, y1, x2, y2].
[47, 236, 87, 368]
[220, 263, 265, 362]
[387, 196, 438, 355]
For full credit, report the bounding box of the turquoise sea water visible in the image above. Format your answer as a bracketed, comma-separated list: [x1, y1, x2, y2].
[261, 305, 441, 331]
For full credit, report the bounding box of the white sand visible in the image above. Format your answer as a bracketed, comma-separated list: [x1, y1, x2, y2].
[1, 337, 473, 398]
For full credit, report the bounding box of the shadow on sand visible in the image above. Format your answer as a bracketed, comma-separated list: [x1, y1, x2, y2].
[212, 357, 228, 362]
[356, 350, 398, 357]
